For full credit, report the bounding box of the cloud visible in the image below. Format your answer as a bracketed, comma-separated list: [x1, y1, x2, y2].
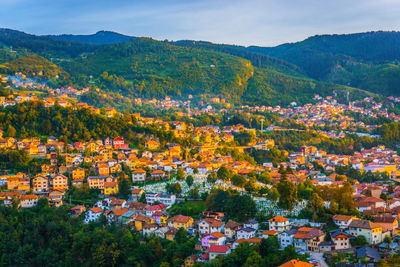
[1, 0, 400, 46]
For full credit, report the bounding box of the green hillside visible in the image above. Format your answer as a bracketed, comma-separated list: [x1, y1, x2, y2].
[0, 29, 380, 106]
[61, 37, 255, 100]
[247, 31, 400, 95]
[0, 54, 67, 80]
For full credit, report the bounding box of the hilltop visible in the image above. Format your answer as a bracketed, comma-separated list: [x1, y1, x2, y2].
[0, 28, 394, 107]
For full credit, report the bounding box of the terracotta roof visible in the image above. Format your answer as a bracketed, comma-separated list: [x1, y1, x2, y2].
[133, 169, 146, 174]
[268, 215, 289, 222]
[235, 237, 262, 244]
[279, 260, 313, 267]
[208, 245, 229, 253]
[169, 215, 192, 223]
[262, 230, 278, 236]
[225, 220, 241, 229]
[333, 214, 355, 221]
[132, 188, 144, 194]
[90, 207, 103, 213]
[349, 220, 381, 230]
[19, 195, 38, 200]
[112, 208, 129, 217]
[210, 232, 225, 238]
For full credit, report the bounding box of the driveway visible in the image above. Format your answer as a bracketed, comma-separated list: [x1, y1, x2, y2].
[309, 252, 329, 267]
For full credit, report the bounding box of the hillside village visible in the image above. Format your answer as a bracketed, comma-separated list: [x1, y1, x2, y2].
[2, 83, 400, 266]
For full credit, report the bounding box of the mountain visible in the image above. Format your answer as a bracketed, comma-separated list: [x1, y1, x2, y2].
[0, 28, 378, 107]
[47, 31, 135, 44]
[247, 31, 400, 95]
[0, 28, 98, 59]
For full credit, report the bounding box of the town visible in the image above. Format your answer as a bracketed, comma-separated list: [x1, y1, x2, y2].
[1, 76, 400, 266]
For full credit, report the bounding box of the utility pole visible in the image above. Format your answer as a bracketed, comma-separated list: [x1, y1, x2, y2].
[260, 118, 265, 133]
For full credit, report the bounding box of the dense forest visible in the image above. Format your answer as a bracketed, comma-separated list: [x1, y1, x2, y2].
[0, 200, 306, 267]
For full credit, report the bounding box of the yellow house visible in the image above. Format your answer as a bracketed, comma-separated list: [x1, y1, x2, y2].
[103, 181, 119, 195]
[72, 168, 85, 180]
[32, 175, 49, 192]
[146, 140, 160, 151]
[87, 176, 105, 189]
[134, 215, 154, 231]
[167, 215, 194, 230]
[52, 174, 68, 190]
[6, 173, 30, 191]
[110, 164, 122, 174]
[98, 163, 110, 176]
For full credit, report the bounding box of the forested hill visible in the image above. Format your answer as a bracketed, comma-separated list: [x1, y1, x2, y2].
[246, 31, 400, 95]
[47, 31, 135, 44]
[0, 29, 390, 106]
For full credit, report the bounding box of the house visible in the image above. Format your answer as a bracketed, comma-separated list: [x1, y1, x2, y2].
[236, 227, 256, 240]
[51, 174, 68, 190]
[208, 245, 230, 260]
[84, 207, 103, 223]
[32, 175, 49, 192]
[279, 259, 313, 267]
[49, 190, 64, 207]
[293, 227, 325, 252]
[319, 241, 335, 252]
[332, 214, 359, 228]
[145, 203, 167, 217]
[356, 246, 381, 264]
[232, 237, 262, 249]
[374, 215, 398, 236]
[224, 220, 242, 239]
[349, 220, 382, 245]
[120, 210, 137, 224]
[145, 193, 176, 207]
[268, 216, 290, 232]
[72, 168, 85, 180]
[279, 229, 297, 248]
[132, 169, 146, 183]
[165, 227, 178, 241]
[87, 176, 106, 189]
[97, 163, 110, 176]
[146, 140, 160, 150]
[183, 255, 198, 267]
[198, 219, 224, 235]
[108, 208, 129, 223]
[150, 170, 166, 180]
[152, 210, 169, 225]
[201, 232, 226, 248]
[142, 223, 158, 236]
[244, 219, 259, 230]
[131, 188, 145, 201]
[70, 206, 86, 217]
[330, 229, 351, 250]
[134, 215, 154, 231]
[19, 194, 38, 208]
[261, 230, 278, 239]
[104, 181, 119, 196]
[167, 215, 194, 230]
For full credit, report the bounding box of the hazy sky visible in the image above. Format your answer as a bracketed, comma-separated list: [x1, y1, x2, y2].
[1, 0, 400, 46]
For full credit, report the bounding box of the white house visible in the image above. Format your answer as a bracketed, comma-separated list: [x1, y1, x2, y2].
[268, 216, 290, 232]
[84, 207, 103, 223]
[236, 227, 256, 240]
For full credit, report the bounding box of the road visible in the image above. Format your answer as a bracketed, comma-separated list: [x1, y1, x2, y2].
[309, 252, 329, 267]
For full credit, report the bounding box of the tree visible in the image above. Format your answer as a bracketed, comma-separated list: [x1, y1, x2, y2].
[308, 193, 324, 211]
[6, 125, 16, 137]
[185, 175, 194, 188]
[118, 177, 130, 200]
[277, 178, 298, 210]
[217, 166, 231, 181]
[231, 174, 247, 188]
[177, 167, 185, 180]
[139, 193, 147, 203]
[267, 187, 280, 201]
[207, 173, 217, 184]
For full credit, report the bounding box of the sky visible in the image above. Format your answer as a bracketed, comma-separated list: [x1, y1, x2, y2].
[1, 0, 400, 46]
